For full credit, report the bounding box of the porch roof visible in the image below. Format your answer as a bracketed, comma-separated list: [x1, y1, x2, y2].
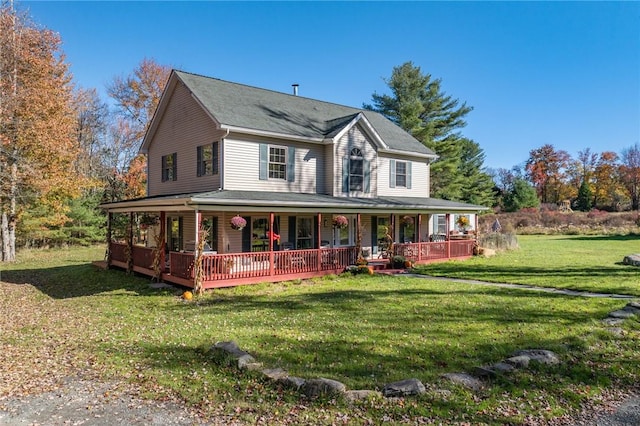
[101, 190, 488, 214]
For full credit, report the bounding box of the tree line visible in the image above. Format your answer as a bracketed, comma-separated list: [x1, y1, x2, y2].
[1, 4, 638, 262]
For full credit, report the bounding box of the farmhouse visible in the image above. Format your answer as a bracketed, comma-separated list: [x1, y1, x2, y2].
[101, 70, 487, 288]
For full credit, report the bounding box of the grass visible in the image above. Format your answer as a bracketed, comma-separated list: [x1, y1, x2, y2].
[415, 234, 640, 296]
[0, 238, 639, 425]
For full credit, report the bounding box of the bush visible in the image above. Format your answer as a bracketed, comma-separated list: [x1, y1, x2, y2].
[391, 255, 406, 269]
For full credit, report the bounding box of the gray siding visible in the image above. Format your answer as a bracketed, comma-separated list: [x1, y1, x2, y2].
[223, 134, 323, 194]
[333, 124, 378, 197]
[377, 154, 429, 197]
[147, 81, 225, 197]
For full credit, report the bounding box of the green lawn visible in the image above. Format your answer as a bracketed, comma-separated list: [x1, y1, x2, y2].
[415, 234, 640, 296]
[1, 239, 639, 425]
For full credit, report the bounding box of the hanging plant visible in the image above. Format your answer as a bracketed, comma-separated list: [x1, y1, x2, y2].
[401, 215, 414, 226]
[230, 215, 247, 230]
[332, 215, 349, 229]
[456, 215, 470, 230]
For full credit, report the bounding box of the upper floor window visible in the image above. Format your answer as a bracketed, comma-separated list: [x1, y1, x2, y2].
[197, 141, 219, 177]
[349, 148, 364, 191]
[162, 153, 177, 182]
[269, 146, 287, 180]
[342, 148, 370, 193]
[259, 143, 295, 182]
[389, 159, 412, 189]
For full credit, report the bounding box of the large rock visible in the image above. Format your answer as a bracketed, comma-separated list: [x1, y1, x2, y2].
[301, 378, 346, 398]
[382, 378, 426, 397]
[622, 254, 640, 267]
[511, 349, 559, 365]
[210, 341, 259, 370]
[344, 390, 382, 402]
[441, 373, 484, 391]
[608, 310, 636, 320]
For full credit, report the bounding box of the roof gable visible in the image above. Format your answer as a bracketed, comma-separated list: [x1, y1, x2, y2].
[142, 70, 436, 157]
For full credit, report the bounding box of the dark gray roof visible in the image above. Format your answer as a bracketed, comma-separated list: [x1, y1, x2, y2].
[102, 190, 487, 213]
[175, 71, 435, 156]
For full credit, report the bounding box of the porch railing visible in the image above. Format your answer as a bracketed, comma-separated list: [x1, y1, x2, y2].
[394, 239, 475, 263]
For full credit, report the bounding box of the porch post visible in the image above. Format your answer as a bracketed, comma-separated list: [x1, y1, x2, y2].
[475, 213, 479, 238]
[195, 210, 202, 252]
[390, 214, 396, 256]
[127, 212, 134, 274]
[317, 213, 322, 272]
[445, 213, 451, 259]
[417, 214, 422, 262]
[106, 211, 112, 267]
[159, 211, 166, 269]
[269, 212, 275, 277]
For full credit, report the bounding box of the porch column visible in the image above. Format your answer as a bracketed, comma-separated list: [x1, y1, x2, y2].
[445, 213, 451, 259]
[417, 214, 422, 262]
[316, 213, 322, 272]
[475, 214, 479, 238]
[106, 212, 112, 267]
[159, 212, 166, 269]
[127, 212, 134, 274]
[356, 213, 361, 258]
[390, 214, 396, 256]
[195, 210, 202, 250]
[269, 212, 275, 277]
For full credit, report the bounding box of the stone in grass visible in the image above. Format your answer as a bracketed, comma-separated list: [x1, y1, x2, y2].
[504, 355, 531, 369]
[606, 327, 625, 337]
[608, 310, 637, 320]
[624, 302, 640, 313]
[627, 301, 640, 310]
[262, 368, 288, 381]
[344, 390, 383, 402]
[622, 254, 640, 267]
[382, 378, 426, 397]
[278, 376, 306, 390]
[302, 378, 346, 398]
[602, 317, 625, 326]
[474, 362, 516, 378]
[441, 373, 484, 392]
[511, 349, 560, 366]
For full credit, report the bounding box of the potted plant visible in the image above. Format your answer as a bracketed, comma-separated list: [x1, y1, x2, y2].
[332, 215, 348, 229]
[230, 215, 247, 231]
[456, 215, 470, 232]
[401, 215, 414, 226]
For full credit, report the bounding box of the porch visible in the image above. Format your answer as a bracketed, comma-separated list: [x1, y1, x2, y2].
[107, 238, 476, 289]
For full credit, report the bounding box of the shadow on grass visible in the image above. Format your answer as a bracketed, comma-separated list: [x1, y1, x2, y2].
[0, 264, 163, 299]
[555, 234, 640, 242]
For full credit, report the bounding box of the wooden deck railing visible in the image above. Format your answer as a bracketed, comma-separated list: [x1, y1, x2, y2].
[108, 241, 472, 287]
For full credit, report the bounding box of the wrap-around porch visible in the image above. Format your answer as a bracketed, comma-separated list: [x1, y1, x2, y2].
[105, 210, 478, 289]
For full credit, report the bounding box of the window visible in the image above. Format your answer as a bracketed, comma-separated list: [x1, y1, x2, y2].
[434, 214, 446, 235]
[395, 161, 407, 187]
[389, 159, 411, 189]
[201, 217, 218, 252]
[197, 142, 219, 177]
[268, 146, 287, 180]
[342, 148, 370, 193]
[162, 153, 177, 182]
[296, 217, 313, 249]
[167, 216, 182, 251]
[349, 148, 364, 191]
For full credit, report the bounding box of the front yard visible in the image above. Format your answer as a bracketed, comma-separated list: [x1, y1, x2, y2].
[1, 236, 639, 425]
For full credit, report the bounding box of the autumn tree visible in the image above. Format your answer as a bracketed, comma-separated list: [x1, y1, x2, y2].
[0, 3, 83, 261]
[106, 58, 170, 200]
[592, 151, 621, 210]
[525, 144, 570, 204]
[365, 62, 492, 203]
[619, 143, 640, 210]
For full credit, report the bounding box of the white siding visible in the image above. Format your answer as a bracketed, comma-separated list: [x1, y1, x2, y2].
[377, 154, 430, 197]
[147, 82, 225, 197]
[332, 124, 378, 197]
[223, 134, 323, 193]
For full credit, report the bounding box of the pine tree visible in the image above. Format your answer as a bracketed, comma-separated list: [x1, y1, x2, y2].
[575, 180, 593, 211]
[364, 62, 492, 204]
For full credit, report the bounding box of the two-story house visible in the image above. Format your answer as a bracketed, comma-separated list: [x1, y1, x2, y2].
[101, 70, 487, 288]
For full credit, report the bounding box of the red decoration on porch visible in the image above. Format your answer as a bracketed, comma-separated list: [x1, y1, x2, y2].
[332, 215, 348, 229]
[267, 230, 280, 244]
[230, 215, 247, 230]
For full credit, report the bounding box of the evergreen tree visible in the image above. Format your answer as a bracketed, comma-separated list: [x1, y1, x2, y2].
[365, 62, 492, 204]
[575, 180, 593, 211]
[503, 178, 540, 212]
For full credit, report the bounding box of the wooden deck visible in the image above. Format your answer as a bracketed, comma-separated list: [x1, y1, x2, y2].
[104, 240, 474, 289]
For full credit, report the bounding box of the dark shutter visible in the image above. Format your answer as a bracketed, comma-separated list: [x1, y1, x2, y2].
[288, 216, 296, 249]
[161, 156, 167, 182]
[287, 146, 295, 182]
[196, 146, 203, 177]
[389, 159, 396, 188]
[212, 141, 219, 175]
[342, 157, 349, 193]
[371, 216, 378, 254]
[172, 153, 177, 181]
[363, 159, 370, 193]
[407, 161, 412, 189]
[259, 144, 268, 180]
[241, 216, 251, 252]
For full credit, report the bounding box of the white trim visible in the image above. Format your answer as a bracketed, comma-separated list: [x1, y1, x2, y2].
[222, 124, 325, 144]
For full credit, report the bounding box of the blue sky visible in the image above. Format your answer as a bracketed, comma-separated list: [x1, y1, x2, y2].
[22, 1, 640, 170]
